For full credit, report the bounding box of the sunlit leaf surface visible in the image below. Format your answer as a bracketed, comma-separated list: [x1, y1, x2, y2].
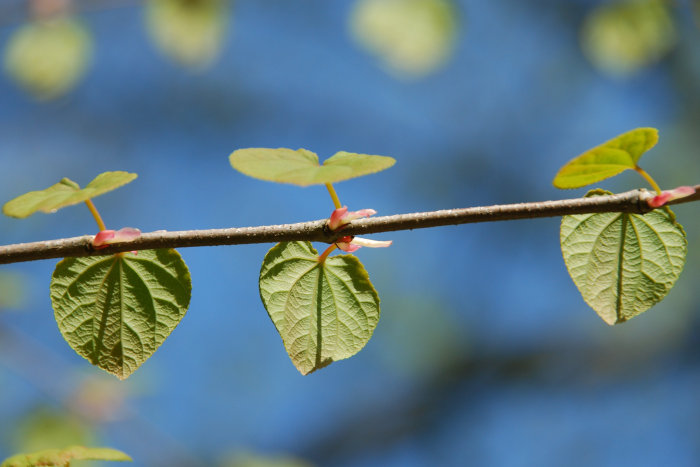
[561, 190, 686, 325]
[50, 249, 192, 379]
[553, 128, 657, 189]
[230, 148, 395, 186]
[3, 172, 137, 218]
[259, 242, 380, 375]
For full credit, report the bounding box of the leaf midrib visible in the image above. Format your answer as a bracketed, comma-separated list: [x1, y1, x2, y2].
[615, 214, 629, 321]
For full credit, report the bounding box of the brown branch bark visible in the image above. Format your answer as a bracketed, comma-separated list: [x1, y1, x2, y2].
[1, 186, 698, 265]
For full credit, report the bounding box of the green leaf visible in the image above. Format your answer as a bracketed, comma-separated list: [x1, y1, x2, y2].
[3, 17, 92, 100]
[145, 0, 228, 68]
[50, 249, 191, 379]
[2, 445, 131, 467]
[229, 148, 396, 186]
[553, 128, 658, 189]
[259, 241, 380, 374]
[3, 171, 137, 218]
[561, 189, 686, 325]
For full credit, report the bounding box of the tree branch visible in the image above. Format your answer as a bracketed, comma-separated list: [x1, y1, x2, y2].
[1, 186, 698, 265]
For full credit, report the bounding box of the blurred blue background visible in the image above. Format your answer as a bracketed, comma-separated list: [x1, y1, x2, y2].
[1, 0, 700, 465]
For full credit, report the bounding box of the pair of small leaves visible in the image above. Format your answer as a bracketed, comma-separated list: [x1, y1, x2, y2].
[1, 446, 131, 467]
[3, 172, 192, 379]
[553, 127, 657, 189]
[230, 148, 396, 186]
[3, 171, 137, 218]
[555, 129, 687, 324]
[232, 149, 390, 374]
[259, 241, 380, 375]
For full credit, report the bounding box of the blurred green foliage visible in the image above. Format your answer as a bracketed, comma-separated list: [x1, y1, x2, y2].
[0, 272, 24, 310]
[349, 0, 458, 77]
[580, 0, 676, 77]
[145, 0, 228, 69]
[3, 16, 92, 100]
[11, 407, 96, 461]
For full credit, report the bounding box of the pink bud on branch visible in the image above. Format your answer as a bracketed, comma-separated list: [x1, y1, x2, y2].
[93, 227, 142, 250]
[328, 206, 377, 231]
[327, 206, 393, 253]
[648, 186, 696, 208]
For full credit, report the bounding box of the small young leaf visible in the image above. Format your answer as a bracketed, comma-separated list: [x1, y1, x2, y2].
[259, 241, 380, 374]
[1, 445, 131, 467]
[50, 249, 191, 379]
[553, 128, 658, 189]
[3, 171, 137, 218]
[230, 148, 395, 186]
[561, 189, 686, 325]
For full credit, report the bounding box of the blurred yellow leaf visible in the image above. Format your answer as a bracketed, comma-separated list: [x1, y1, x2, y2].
[580, 0, 676, 77]
[350, 0, 458, 78]
[145, 0, 229, 69]
[12, 407, 95, 456]
[3, 17, 92, 100]
[2, 446, 131, 467]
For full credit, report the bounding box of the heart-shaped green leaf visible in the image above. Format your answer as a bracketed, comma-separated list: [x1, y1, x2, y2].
[50, 249, 191, 379]
[553, 128, 658, 189]
[230, 148, 396, 186]
[1, 445, 131, 467]
[259, 241, 380, 374]
[561, 189, 686, 325]
[3, 171, 137, 218]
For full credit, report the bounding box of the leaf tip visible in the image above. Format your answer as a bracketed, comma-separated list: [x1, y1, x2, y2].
[599, 313, 622, 326]
[299, 357, 334, 375]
